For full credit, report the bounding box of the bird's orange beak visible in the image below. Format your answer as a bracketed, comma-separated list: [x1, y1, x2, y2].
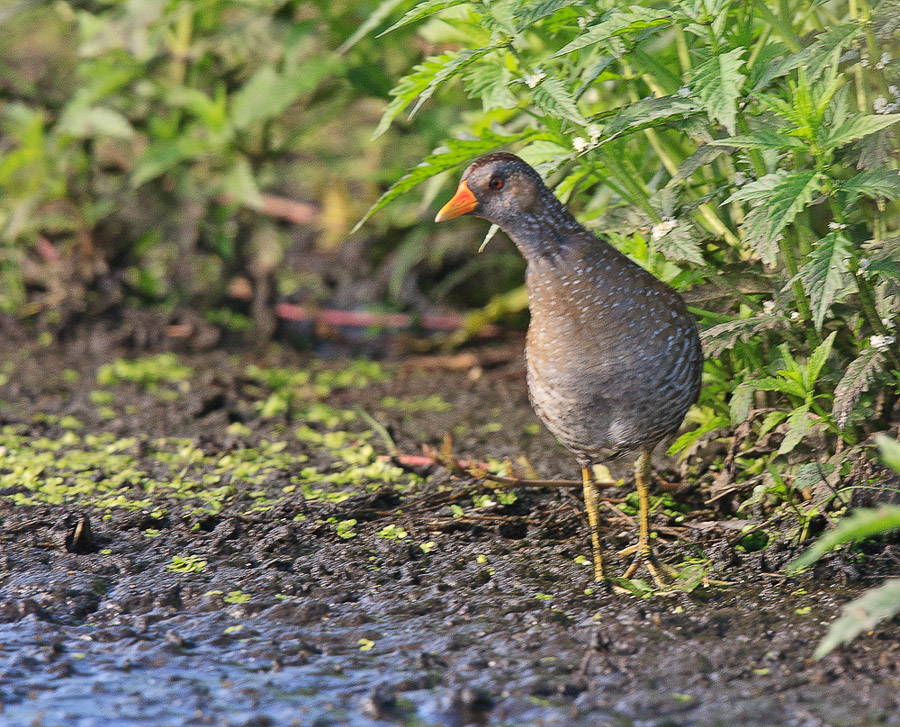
[435, 181, 478, 222]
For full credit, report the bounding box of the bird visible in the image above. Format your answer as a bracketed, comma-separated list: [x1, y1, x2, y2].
[434, 152, 703, 585]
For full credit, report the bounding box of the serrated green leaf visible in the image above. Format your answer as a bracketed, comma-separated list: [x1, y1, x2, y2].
[838, 170, 900, 206]
[778, 404, 810, 455]
[516, 0, 587, 30]
[748, 376, 806, 398]
[598, 95, 701, 142]
[531, 76, 588, 125]
[667, 415, 728, 456]
[653, 218, 705, 265]
[378, 0, 470, 37]
[814, 578, 900, 659]
[794, 462, 837, 491]
[464, 62, 518, 111]
[691, 46, 746, 135]
[374, 49, 494, 138]
[805, 330, 837, 389]
[338, 0, 407, 53]
[754, 22, 861, 91]
[352, 130, 544, 232]
[800, 232, 853, 331]
[788, 506, 900, 573]
[373, 56, 442, 139]
[823, 113, 900, 151]
[711, 131, 807, 151]
[833, 348, 887, 428]
[757, 410, 787, 438]
[699, 314, 785, 357]
[730, 170, 822, 266]
[729, 384, 754, 424]
[408, 47, 495, 118]
[553, 7, 672, 57]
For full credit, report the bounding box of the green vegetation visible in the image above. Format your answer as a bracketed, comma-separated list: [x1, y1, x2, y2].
[357, 0, 900, 531]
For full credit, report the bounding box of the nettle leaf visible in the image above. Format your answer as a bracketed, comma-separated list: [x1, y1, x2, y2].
[778, 404, 811, 455]
[814, 578, 900, 660]
[833, 347, 887, 428]
[531, 76, 588, 126]
[805, 330, 837, 389]
[464, 62, 518, 111]
[838, 170, 900, 206]
[712, 130, 807, 151]
[376, 0, 470, 38]
[856, 129, 896, 170]
[729, 383, 754, 425]
[800, 232, 854, 331]
[598, 95, 701, 143]
[729, 170, 822, 266]
[409, 47, 496, 118]
[353, 130, 544, 231]
[794, 461, 837, 491]
[823, 113, 900, 151]
[700, 314, 785, 357]
[515, 0, 587, 30]
[670, 143, 731, 183]
[552, 7, 672, 57]
[374, 48, 494, 138]
[652, 218, 705, 265]
[755, 22, 861, 91]
[691, 46, 746, 135]
[750, 376, 807, 399]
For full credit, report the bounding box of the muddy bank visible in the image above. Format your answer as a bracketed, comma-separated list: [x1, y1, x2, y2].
[1, 328, 899, 726]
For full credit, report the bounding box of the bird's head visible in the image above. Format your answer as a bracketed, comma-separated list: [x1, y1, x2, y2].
[434, 153, 546, 229]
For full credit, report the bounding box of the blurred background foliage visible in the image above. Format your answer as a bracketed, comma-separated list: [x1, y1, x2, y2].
[2, 0, 900, 509]
[0, 0, 521, 330]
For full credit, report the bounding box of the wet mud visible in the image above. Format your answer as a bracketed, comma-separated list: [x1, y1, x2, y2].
[1, 326, 899, 726]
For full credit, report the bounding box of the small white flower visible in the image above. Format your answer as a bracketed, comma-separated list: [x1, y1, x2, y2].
[828, 221, 847, 230]
[733, 171, 747, 186]
[790, 311, 800, 320]
[871, 335, 896, 351]
[762, 300, 776, 314]
[524, 71, 546, 89]
[876, 52, 890, 70]
[874, 96, 889, 114]
[587, 124, 602, 144]
[677, 86, 691, 98]
[882, 317, 895, 330]
[572, 136, 590, 152]
[651, 217, 677, 241]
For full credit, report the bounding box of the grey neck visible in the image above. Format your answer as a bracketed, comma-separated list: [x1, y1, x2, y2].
[501, 188, 586, 262]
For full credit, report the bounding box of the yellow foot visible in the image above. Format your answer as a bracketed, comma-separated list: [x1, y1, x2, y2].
[621, 551, 677, 590]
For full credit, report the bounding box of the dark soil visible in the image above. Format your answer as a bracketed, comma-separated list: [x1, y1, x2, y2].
[1, 323, 899, 727]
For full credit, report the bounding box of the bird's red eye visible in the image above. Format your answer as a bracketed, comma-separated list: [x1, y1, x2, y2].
[489, 176, 504, 190]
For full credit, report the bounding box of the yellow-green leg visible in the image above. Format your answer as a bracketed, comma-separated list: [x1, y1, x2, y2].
[581, 466, 605, 581]
[622, 450, 667, 588]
